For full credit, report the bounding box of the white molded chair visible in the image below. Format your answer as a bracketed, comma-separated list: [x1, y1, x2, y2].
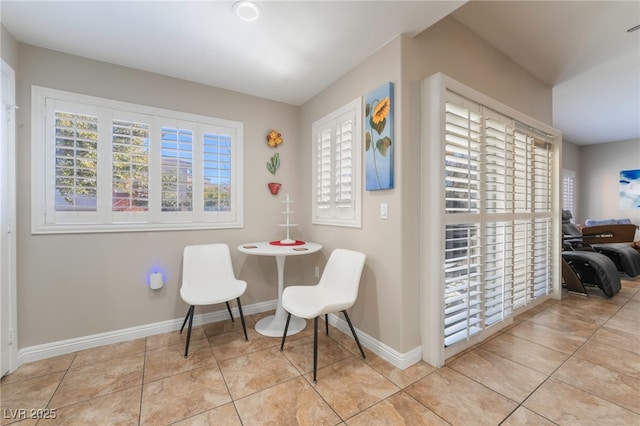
[280, 248, 366, 382]
[179, 243, 248, 357]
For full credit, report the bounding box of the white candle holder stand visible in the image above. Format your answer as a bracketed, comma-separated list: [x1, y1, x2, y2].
[278, 193, 298, 244]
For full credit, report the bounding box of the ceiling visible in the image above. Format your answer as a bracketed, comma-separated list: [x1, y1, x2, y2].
[2, 1, 639, 146]
[0, 0, 463, 104]
[451, 1, 640, 145]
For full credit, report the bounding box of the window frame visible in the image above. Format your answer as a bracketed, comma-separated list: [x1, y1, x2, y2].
[311, 97, 362, 227]
[31, 86, 243, 234]
[421, 73, 562, 367]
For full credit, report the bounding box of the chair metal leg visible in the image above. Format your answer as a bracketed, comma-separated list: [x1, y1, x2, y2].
[280, 313, 292, 350]
[184, 305, 195, 358]
[236, 297, 248, 341]
[313, 316, 318, 383]
[180, 305, 192, 334]
[325, 314, 329, 335]
[342, 310, 365, 359]
[225, 301, 235, 322]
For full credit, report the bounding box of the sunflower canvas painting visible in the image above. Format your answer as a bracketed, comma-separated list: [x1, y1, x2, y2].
[365, 82, 394, 190]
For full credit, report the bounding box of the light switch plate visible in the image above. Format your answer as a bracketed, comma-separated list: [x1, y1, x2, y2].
[380, 203, 388, 219]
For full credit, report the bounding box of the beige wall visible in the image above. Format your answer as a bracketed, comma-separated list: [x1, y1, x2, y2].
[1, 25, 18, 69]
[299, 16, 553, 354]
[409, 17, 552, 125]
[15, 44, 312, 348]
[578, 138, 640, 226]
[299, 36, 405, 351]
[562, 140, 581, 174]
[563, 138, 639, 229]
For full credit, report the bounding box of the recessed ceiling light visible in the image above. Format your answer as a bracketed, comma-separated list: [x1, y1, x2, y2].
[233, 1, 260, 22]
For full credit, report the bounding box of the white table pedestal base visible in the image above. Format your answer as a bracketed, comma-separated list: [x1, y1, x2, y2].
[255, 314, 306, 337]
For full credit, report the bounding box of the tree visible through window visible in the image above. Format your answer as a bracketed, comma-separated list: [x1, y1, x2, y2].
[203, 132, 232, 212]
[112, 120, 149, 212]
[54, 111, 98, 212]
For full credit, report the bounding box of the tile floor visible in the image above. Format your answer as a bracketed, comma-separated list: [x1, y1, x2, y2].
[2, 277, 639, 425]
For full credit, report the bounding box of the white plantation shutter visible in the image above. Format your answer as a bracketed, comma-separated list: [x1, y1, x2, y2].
[312, 98, 361, 227]
[444, 94, 481, 214]
[160, 124, 194, 215]
[443, 93, 482, 345]
[532, 138, 553, 299]
[34, 86, 243, 233]
[484, 221, 514, 325]
[562, 170, 576, 220]
[441, 88, 554, 350]
[484, 110, 513, 213]
[532, 218, 552, 298]
[511, 220, 531, 309]
[47, 99, 99, 225]
[202, 129, 233, 213]
[111, 113, 151, 222]
[335, 118, 354, 210]
[533, 140, 552, 212]
[316, 128, 332, 213]
[513, 129, 530, 212]
[444, 223, 482, 346]
[54, 110, 99, 212]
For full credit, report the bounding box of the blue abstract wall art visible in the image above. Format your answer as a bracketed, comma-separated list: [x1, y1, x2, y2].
[620, 169, 640, 209]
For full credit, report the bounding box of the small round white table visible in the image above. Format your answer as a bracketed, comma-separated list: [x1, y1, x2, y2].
[238, 241, 322, 337]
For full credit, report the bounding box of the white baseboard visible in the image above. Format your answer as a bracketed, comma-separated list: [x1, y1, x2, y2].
[15, 301, 420, 372]
[326, 313, 422, 370]
[16, 300, 275, 366]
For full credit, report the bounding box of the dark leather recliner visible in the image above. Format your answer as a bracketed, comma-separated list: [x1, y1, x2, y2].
[591, 243, 640, 277]
[562, 210, 640, 278]
[562, 250, 621, 297]
[562, 210, 622, 297]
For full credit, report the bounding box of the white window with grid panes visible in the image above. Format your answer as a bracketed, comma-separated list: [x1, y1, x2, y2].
[311, 97, 362, 227]
[421, 74, 561, 367]
[31, 86, 243, 233]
